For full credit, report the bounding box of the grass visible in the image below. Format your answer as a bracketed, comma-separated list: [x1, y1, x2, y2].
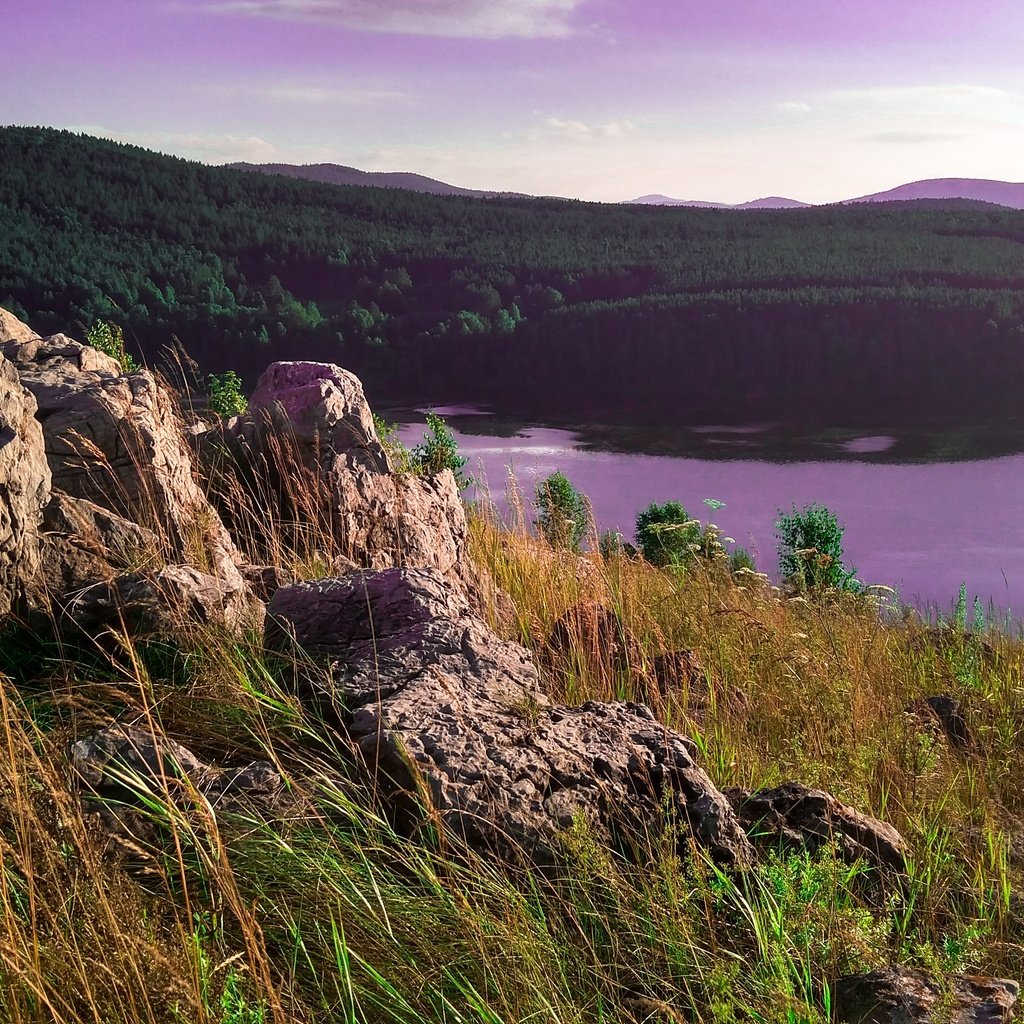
[0, 439, 1021, 1023]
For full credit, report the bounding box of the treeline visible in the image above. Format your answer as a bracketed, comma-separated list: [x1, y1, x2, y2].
[2, 126, 1024, 424]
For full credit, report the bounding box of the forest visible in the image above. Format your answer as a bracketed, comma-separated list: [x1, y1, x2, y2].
[2, 125, 1024, 424]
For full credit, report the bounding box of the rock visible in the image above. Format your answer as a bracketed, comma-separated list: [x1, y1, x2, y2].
[0, 351, 51, 617]
[904, 695, 976, 754]
[834, 967, 1019, 1024]
[239, 563, 296, 603]
[267, 567, 755, 866]
[65, 564, 255, 639]
[71, 723, 286, 844]
[242, 361, 471, 590]
[3, 311, 244, 593]
[650, 649, 705, 695]
[38, 490, 158, 595]
[726, 781, 908, 873]
[546, 600, 642, 688]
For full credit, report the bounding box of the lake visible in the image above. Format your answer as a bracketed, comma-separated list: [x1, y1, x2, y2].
[392, 407, 1024, 621]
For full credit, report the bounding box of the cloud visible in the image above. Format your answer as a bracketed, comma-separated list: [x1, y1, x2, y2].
[204, 0, 586, 38]
[538, 117, 636, 141]
[212, 82, 413, 106]
[68, 126, 333, 165]
[866, 130, 965, 145]
[776, 101, 810, 113]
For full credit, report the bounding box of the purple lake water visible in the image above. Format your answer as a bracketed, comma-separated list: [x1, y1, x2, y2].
[394, 408, 1024, 621]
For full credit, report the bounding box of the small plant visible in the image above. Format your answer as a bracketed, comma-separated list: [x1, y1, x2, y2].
[207, 370, 248, 418]
[373, 412, 414, 473]
[411, 412, 469, 490]
[85, 319, 139, 373]
[635, 500, 702, 567]
[534, 471, 589, 551]
[729, 546, 756, 574]
[598, 529, 636, 560]
[776, 502, 859, 593]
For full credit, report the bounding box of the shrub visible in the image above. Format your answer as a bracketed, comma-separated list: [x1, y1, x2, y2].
[776, 502, 859, 592]
[728, 546, 756, 574]
[534, 471, 589, 551]
[411, 412, 469, 490]
[634, 501, 702, 567]
[598, 529, 636, 560]
[373, 413, 414, 473]
[85, 319, 138, 373]
[207, 370, 248, 418]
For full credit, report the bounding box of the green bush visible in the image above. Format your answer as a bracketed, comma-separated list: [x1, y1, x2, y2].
[634, 501, 702, 567]
[85, 319, 138, 373]
[776, 503, 859, 593]
[207, 370, 248, 418]
[534, 471, 589, 551]
[411, 412, 469, 490]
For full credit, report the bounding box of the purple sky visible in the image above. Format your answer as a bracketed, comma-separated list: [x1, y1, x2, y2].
[3, 0, 1022, 202]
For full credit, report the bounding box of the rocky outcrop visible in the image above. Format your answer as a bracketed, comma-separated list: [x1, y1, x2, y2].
[65, 564, 255, 639]
[72, 723, 286, 844]
[726, 781, 909, 873]
[241, 361, 470, 589]
[267, 567, 755, 866]
[835, 967, 1019, 1024]
[0, 351, 51, 616]
[0, 309, 244, 598]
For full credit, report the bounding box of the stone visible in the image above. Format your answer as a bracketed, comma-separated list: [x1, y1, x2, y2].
[38, 490, 158, 595]
[834, 967, 1019, 1024]
[239, 563, 296, 603]
[267, 567, 755, 867]
[65, 564, 255, 638]
[5, 320, 244, 592]
[726, 781, 909, 873]
[71, 723, 286, 845]
[904, 695, 976, 753]
[0, 351, 51, 617]
[545, 600, 642, 688]
[242, 361, 471, 590]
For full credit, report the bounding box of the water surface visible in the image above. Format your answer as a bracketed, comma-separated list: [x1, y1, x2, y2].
[394, 410, 1023, 619]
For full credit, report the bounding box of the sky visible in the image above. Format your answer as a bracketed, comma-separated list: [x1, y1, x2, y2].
[2, 0, 1023, 203]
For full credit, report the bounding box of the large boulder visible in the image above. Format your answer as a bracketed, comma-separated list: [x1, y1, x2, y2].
[0, 309, 244, 595]
[242, 361, 470, 589]
[267, 567, 755, 866]
[0, 351, 51, 616]
[835, 967, 1018, 1024]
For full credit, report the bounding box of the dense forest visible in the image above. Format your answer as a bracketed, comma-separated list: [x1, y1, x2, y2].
[2, 126, 1024, 424]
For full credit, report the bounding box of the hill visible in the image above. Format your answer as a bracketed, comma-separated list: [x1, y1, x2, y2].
[627, 194, 810, 209]
[228, 160, 527, 198]
[845, 177, 1024, 208]
[3, 126, 1024, 427]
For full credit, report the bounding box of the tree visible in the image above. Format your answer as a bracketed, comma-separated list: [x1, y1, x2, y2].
[411, 413, 469, 491]
[775, 503, 859, 593]
[635, 501, 701, 567]
[534, 471, 589, 551]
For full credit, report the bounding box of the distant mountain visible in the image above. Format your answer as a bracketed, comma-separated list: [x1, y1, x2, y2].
[843, 178, 1024, 209]
[626, 194, 810, 209]
[227, 161, 527, 199]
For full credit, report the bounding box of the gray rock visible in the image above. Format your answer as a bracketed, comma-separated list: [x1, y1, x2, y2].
[72, 723, 286, 844]
[904, 695, 976, 753]
[66, 564, 255, 638]
[835, 967, 1019, 1024]
[267, 567, 755, 866]
[243, 361, 471, 590]
[0, 351, 51, 616]
[726, 781, 909, 873]
[39, 490, 159, 595]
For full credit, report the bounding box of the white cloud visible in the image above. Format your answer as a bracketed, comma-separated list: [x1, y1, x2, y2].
[538, 117, 636, 141]
[68, 126, 334, 165]
[211, 82, 413, 106]
[776, 101, 811, 113]
[205, 0, 586, 39]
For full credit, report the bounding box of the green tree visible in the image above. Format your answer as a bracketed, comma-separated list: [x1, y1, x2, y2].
[775, 503, 859, 593]
[85, 319, 138, 373]
[411, 413, 469, 490]
[534, 471, 589, 551]
[635, 501, 702, 567]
